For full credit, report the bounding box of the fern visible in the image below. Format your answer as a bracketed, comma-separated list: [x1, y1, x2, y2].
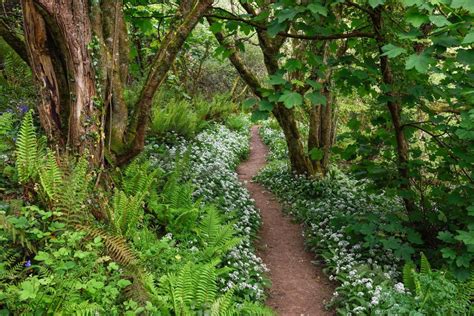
[38, 150, 63, 202]
[158, 262, 271, 315]
[0, 249, 24, 283]
[0, 112, 14, 152]
[403, 261, 417, 293]
[419, 252, 431, 275]
[56, 156, 91, 225]
[63, 301, 103, 316]
[76, 225, 138, 267]
[159, 262, 218, 313]
[197, 208, 241, 260]
[16, 110, 38, 183]
[111, 189, 144, 237]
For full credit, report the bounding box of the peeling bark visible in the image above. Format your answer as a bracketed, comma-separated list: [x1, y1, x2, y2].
[22, 0, 102, 163]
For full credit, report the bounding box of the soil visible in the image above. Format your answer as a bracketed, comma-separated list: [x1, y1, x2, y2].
[237, 126, 334, 316]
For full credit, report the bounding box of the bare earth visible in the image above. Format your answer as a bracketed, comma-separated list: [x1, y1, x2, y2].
[237, 126, 334, 316]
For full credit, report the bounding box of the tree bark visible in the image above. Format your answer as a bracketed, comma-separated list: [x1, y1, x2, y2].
[21, 0, 213, 167]
[116, 0, 213, 165]
[22, 0, 102, 163]
[371, 7, 414, 213]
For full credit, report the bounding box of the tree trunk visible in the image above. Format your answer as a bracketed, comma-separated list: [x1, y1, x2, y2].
[371, 7, 414, 214]
[22, 0, 102, 164]
[21, 0, 213, 167]
[116, 0, 213, 165]
[273, 104, 314, 175]
[307, 86, 336, 176]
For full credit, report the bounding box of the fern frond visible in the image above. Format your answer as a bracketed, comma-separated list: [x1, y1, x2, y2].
[58, 156, 90, 214]
[16, 110, 38, 183]
[198, 208, 241, 259]
[403, 261, 416, 293]
[76, 225, 138, 267]
[210, 289, 235, 316]
[38, 150, 63, 202]
[63, 301, 103, 316]
[238, 301, 275, 315]
[419, 252, 431, 275]
[193, 263, 218, 306]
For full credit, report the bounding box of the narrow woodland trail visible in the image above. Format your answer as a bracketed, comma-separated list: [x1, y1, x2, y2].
[237, 126, 334, 316]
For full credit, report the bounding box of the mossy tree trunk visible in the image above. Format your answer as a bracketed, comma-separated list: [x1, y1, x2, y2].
[20, 0, 213, 167]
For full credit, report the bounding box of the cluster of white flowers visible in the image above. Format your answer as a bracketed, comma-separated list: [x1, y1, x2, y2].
[256, 124, 413, 314]
[146, 124, 267, 301]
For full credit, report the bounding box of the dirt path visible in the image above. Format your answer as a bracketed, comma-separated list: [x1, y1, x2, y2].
[237, 126, 334, 316]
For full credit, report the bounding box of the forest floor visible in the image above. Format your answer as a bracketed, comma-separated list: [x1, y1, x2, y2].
[237, 126, 334, 316]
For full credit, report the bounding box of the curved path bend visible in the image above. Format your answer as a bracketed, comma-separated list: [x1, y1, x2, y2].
[237, 126, 334, 316]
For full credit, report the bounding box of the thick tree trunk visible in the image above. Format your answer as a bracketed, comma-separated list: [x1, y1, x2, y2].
[21, 0, 212, 167]
[22, 0, 102, 164]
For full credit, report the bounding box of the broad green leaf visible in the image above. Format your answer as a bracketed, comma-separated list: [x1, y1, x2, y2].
[277, 9, 298, 23]
[306, 92, 327, 105]
[267, 20, 287, 38]
[268, 74, 287, 85]
[242, 98, 257, 109]
[457, 49, 474, 65]
[438, 231, 456, 243]
[405, 53, 433, 73]
[407, 230, 423, 244]
[401, 0, 422, 6]
[441, 247, 457, 259]
[455, 255, 471, 268]
[468, 206, 474, 216]
[462, 32, 474, 44]
[455, 230, 474, 245]
[406, 11, 429, 27]
[381, 44, 407, 58]
[451, 0, 474, 13]
[429, 15, 451, 27]
[307, 3, 328, 16]
[258, 100, 273, 111]
[19, 278, 40, 301]
[369, 0, 386, 8]
[306, 79, 322, 90]
[285, 59, 303, 71]
[278, 91, 303, 108]
[209, 22, 222, 34]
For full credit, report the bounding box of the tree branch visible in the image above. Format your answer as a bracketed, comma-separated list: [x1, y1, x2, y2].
[0, 19, 29, 65]
[205, 13, 375, 40]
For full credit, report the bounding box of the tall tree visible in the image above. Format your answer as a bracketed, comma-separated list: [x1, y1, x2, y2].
[207, 1, 371, 176]
[18, 0, 213, 166]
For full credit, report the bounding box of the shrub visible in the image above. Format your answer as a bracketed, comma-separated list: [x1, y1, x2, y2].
[150, 98, 200, 138]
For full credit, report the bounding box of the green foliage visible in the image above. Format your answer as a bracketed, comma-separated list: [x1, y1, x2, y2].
[110, 161, 159, 237]
[152, 170, 201, 237]
[1, 112, 269, 314]
[150, 94, 237, 139]
[15, 110, 38, 183]
[151, 98, 200, 138]
[158, 262, 272, 315]
[225, 114, 250, 132]
[197, 208, 241, 260]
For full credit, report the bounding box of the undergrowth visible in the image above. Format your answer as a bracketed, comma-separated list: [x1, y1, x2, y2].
[255, 121, 473, 315]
